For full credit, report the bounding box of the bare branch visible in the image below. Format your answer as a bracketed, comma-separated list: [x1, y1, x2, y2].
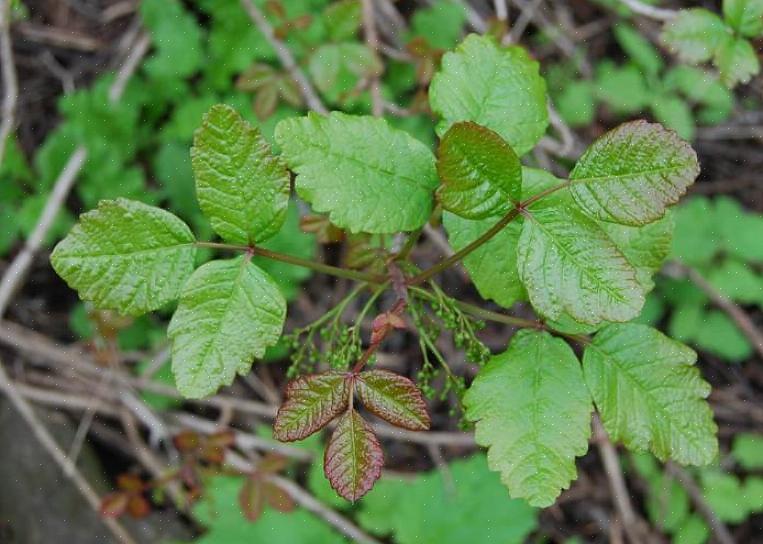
[593, 416, 650, 544]
[617, 0, 677, 21]
[361, 0, 383, 117]
[0, 0, 19, 166]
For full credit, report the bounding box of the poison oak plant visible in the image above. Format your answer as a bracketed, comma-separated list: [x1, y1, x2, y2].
[51, 34, 718, 507]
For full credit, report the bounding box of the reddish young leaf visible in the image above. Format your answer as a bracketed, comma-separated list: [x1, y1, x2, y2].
[274, 371, 349, 441]
[127, 495, 151, 519]
[173, 430, 201, 452]
[100, 492, 129, 518]
[207, 429, 236, 449]
[257, 454, 289, 475]
[324, 409, 384, 502]
[239, 477, 265, 522]
[116, 473, 144, 493]
[201, 444, 226, 465]
[370, 312, 407, 344]
[356, 370, 431, 431]
[179, 463, 199, 489]
[263, 481, 295, 513]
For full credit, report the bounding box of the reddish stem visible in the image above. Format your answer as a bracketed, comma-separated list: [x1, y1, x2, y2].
[352, 299, 407, 373]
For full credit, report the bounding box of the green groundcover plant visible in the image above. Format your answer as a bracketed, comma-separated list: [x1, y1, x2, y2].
[51, 34, 718, 507]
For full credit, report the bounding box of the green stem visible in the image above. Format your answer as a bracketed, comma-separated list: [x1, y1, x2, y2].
[407, 208, 520, 286]
[520, 180, 571, 209]
[407, 180, 571, 285]
[195, 241, 385, 284]
[395, 227, 424, 261]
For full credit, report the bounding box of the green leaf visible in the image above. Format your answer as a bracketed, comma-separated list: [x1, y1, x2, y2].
[714, 35, 760, 87]
[595, 62, 652, 115]
[707, 259, 763, 304]
[199, 0, 274, 90]
[614, 23, 664, 77]
[694, 310, 752, 362]
[140, 0, 203, 80]
[662, 9, 730, 64]
[192, 104, 290, 245]
[276, 112, 438, 233]
[409, 0, 466, 49]
[357, 455, 537, 544]
[715, 196, 763, 262]
[168, 256, 286, 398]
[356, 370, 430, 431]
[583, 323, 718, 465]
[732, 433, 763, 470]
[599, 212, 673, 292]
[569, 121, 700, 226]
[675, 515, 709, 544]
[555, 80, 595, 127]
[517, 205, 643, 325]
[436, 122, 521, 218]
[51, 199, 196, 316]
[744, 477, 763, 512]
[645, 473, 691, 532]
[193, 476, 345, 544]
[668, 300, 704, 342]
[664, 66, 733, 125]
[324, 409, 384, 502]
[464, 330, 593, 507]
[723, 0, 763, 37]
[323, 0, 361, 41]
[651, 94, 695, 141]
[429, 34, 548, 156]
[273, 371, 349, 441]
[671, 197, 720, 265]
[702, 471, 747, 523]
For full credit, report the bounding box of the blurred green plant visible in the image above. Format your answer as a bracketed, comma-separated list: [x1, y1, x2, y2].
[640, 196, 763, 362]
[662, 0, 763, 87]
[548, 23, 733, 139]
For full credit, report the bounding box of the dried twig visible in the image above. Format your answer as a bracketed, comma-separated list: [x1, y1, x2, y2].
[665, 462, 735, 544]
[617, 0, 677, 21]
[593, 416, 650, 544]
[15, 21, 103, 51]
[663, 261, 763, 360]
[361, 0, 383, 116]
[239, 0, 328, 115]
[0, 319, 479, 447]
[494, 0, 509, 22]
[505, 0, 543, 44]
[454, 0, 489, 33]
[0, 0, 18, 166]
